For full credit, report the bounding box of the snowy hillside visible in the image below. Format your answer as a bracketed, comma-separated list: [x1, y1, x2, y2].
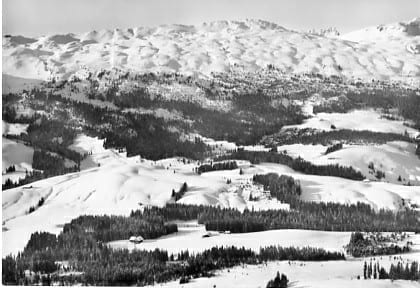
[3, 135, 420, 256]
[3, 19, 420, 82]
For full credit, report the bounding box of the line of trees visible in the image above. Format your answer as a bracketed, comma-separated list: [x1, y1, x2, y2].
[363, 260, 419, 281]
[259, 246, 344, 262]
[262, 128, 413, 147]
[197, 161, 238, 174]
[325, 143, 343, 154]
[218, 150, 365, 180]
[198, 202, 419, 233]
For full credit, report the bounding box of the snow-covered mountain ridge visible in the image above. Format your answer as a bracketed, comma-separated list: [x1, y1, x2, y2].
[3, 18, 419, 82]
[342, 17, 420, 41]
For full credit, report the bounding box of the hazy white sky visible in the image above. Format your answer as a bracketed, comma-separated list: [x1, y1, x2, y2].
[2, 0, 420, 36]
